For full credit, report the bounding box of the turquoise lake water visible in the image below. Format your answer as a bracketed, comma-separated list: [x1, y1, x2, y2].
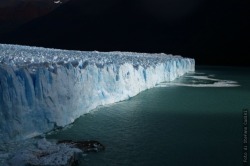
[47, 66, 250, 166]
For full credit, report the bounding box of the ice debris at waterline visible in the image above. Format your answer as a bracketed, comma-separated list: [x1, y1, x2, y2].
[0, 44, 195, 143]
[156, 75, 240, 87]
[0, 138, 105, 166]
[7, 139, 83, 166]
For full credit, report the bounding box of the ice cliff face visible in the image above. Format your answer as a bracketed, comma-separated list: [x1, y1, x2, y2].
[0, 44, 195, 143]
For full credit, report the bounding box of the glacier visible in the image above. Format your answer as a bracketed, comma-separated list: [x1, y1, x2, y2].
[0, 44, 195, 143]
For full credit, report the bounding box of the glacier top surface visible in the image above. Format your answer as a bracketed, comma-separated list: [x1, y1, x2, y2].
[0, 44, 186, 69]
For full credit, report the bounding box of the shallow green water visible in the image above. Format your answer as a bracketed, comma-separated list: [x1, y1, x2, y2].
[47, 66, 250, 166]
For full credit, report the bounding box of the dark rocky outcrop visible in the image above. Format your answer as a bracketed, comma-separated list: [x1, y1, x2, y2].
[58, 140, 105, 152]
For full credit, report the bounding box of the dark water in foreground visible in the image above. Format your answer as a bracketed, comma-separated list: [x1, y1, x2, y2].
[47, 66, 250, 166]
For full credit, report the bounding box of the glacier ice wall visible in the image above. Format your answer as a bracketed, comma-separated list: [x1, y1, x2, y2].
[0, 44, 195, 143]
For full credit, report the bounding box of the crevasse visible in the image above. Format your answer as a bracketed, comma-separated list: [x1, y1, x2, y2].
[0, 44, 195, 143]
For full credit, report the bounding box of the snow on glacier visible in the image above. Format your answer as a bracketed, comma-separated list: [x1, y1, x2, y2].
[0, 44, 195, 143]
